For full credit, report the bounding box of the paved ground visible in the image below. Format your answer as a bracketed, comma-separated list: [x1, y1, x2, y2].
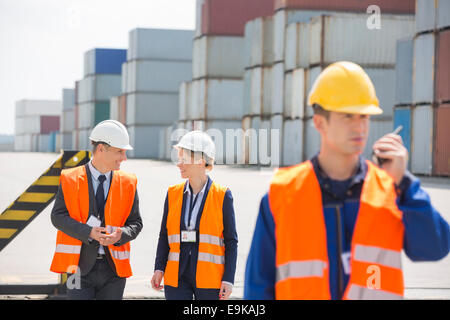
[0, 152, 449, 299]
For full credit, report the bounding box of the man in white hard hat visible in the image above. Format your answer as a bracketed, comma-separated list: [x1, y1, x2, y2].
[151, 131, 238, 300]
[50, 120, 143, 300]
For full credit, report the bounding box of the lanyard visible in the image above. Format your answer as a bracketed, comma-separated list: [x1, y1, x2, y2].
[187, 190, 200, 230]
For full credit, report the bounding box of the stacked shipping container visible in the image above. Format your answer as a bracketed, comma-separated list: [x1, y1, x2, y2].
[179, 0, 274, 165]
[61, 88, 75, 150]
[408, 0, 450, 176]
[121, 28, 193, 159]
[14, 100, 61, 152]
[75, 48, 126, 150]
[281, 12, 414, 165]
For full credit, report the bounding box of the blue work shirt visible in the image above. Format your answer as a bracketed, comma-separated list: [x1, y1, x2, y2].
[244, 155, 450, 300]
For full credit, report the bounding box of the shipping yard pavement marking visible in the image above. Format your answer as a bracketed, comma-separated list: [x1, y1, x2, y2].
[0, 150, 91, 252]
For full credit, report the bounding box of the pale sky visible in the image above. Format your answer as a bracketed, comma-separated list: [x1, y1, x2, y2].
[0, 0, 196, 135]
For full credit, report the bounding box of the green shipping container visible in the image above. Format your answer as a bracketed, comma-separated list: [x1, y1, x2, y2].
[94, 102, 110, 125]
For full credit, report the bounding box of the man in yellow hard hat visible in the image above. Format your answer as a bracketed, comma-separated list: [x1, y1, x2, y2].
[244, 61, 450, 300]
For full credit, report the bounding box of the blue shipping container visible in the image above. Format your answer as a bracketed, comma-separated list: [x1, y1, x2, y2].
[84, 48, 127, 76]
[393, 106, 411, 159]
[95, 49, 127, 74]
[49, 131, 57, 152]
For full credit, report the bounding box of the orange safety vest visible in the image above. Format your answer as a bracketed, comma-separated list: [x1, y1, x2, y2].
[269, 160, 404, 300]
[50, 165, 137, 278]
[164, 181, 227, 289]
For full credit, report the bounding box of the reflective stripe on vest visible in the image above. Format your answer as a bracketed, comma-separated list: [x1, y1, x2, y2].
[164, 181, 227, 289]
[354, 244, 402, 270]
[270, 160, 404, 300]
[50, 165, 137, 278]
[347, 284, 403, 300]
[55, 244, 82, 254]
[110, 250, 130, 260]
[198, 252, 225, 265]
[199, 234, 225, 247]
[168, 252, 180, 261]
[276, 260, 327, 282]
[168, 234, 180, 244]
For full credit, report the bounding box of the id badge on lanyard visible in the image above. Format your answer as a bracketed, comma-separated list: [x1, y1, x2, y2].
[181, 188, 199, 243]
[181, 230, 197, 242]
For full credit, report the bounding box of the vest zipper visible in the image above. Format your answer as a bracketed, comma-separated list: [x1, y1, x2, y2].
[335, 205, 344, 299]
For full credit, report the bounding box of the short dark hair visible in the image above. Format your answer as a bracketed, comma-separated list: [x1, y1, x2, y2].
[91, 141, 110, 153]
[312, 104, 331, 120]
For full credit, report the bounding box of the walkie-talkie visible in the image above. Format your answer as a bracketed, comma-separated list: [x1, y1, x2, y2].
[372, 125, 403, 166]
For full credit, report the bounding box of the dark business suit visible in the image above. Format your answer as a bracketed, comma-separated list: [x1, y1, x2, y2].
[51, 163, 143, 299]
[154, 177, 238, 300]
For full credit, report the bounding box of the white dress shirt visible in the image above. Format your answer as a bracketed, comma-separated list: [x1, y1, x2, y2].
[184, 179, 208, 230]
[88, 160, 112, 255]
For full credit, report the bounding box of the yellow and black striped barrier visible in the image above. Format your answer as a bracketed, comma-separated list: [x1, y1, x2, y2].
[0, 150, 91, 253]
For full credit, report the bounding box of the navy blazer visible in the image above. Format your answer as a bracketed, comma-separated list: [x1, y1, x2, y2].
[154, 176, 238, 285]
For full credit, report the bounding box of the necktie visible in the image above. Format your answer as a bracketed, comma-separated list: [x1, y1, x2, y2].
[96, 175, 107, 220]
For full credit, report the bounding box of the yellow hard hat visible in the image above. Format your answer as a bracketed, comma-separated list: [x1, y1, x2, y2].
[307, 61, 382, 115]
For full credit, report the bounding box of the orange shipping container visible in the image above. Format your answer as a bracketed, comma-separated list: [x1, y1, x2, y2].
[119, 94, 127, 125]
[436, 29, 450, 102]
[434, 103, 450, 176]
[201, 0, 273, 36]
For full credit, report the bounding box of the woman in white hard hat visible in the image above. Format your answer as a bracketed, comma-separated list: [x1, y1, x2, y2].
[151, 130, 238, 300]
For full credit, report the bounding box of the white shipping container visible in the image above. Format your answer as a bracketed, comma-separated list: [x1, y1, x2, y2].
[413, 33, 435, 104]
[15, 100, 61, 118]
[38, 134, 50, 153]
[437, 0, 450, 29]
[179, 82, 192, 121]
[62, 88, 75, 111]
[128, 28, 194, 61]
[128, 125, 167, 158]
[77, 103, 94, 130]
[244, 17, 274, 68]
[206, 120, 244, 165]
[190, 79, 244, 121]
[62, 132, 73, 150]
[283, 118, 304, 166]
[110, 96, 120, 121]
[15, 118, 24, 135]
[250, 67, 272, 116]
[193, 36, 245, 79]
[20, 115, 41, 135]
[78, 129, 91, 151]
[243, 70, 252, 116]
[273, 9, 331, 63]
[309, 14, 415, 67]
[284, 68, 306, 119]
[416, 0, 437, 33]
[195, 0, 206, 38]
[126, 92, 179, 126]
[126, 60, 192, 94]
[285, 22, 310, 71]
[411, 105, 433, 175]
[271, 114, 283, 166]
[271, 62, 285, 115]
[62, 109, 75, 133]
[55, 133, 62, 153]
[121, 62, 128, 94]
[77, 75, 122, 104]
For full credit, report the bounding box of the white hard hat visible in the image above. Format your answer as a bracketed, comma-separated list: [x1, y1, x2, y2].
[89, 120, 133, 150]
[174, 130, 215, 160]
